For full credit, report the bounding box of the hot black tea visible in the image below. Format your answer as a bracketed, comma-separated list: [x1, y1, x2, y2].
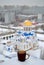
[17, 50, 29, 62]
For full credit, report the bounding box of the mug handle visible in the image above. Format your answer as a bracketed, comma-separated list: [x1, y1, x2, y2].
[26, 53, 30, 60]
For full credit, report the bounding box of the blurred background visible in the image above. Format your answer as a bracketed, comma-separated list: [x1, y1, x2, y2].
[0, 0, 44, 26]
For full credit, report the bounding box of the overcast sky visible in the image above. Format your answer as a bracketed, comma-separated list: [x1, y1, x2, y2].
[0, 0, 44, 6]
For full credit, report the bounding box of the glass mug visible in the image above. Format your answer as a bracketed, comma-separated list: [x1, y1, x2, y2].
[17, 50, 29, 62]
[17, 43, 29, 61]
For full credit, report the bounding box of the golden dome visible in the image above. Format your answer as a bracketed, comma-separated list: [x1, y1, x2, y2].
[23, 20, 32, 26]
